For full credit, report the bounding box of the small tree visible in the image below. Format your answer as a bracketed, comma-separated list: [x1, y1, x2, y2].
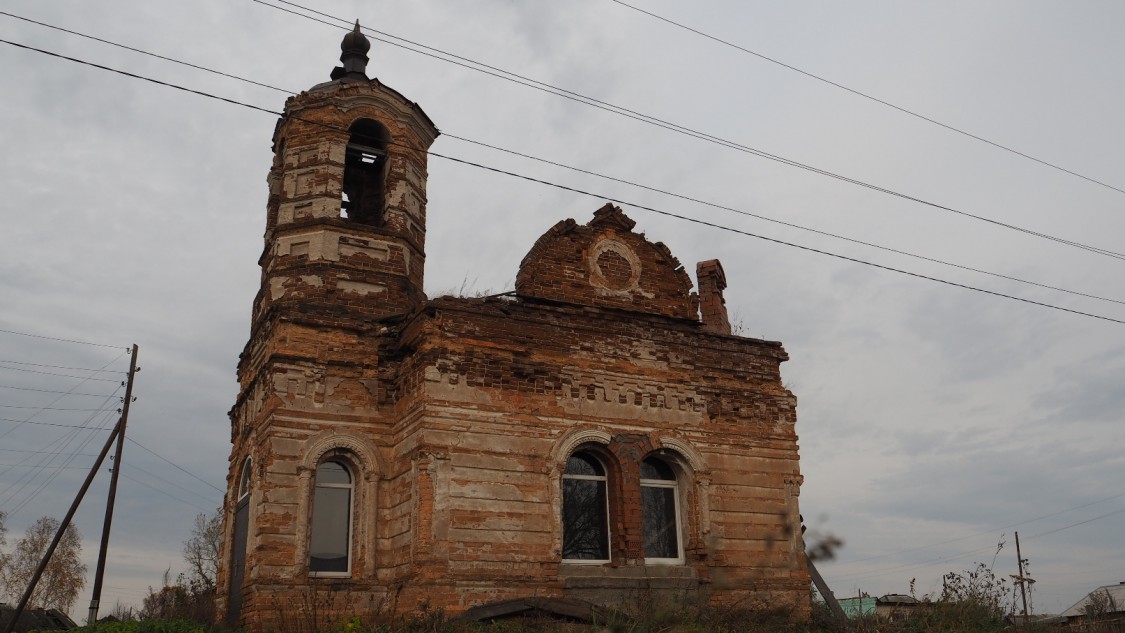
[0, 511, 8, 578]
[182, 509, 221, 591]
[0, 516, 87, 612]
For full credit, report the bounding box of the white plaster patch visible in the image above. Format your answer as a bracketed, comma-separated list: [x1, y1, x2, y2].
[337, 280, 385, 296]
[270, 277, 290, 300]
[339, 239, 390, 261]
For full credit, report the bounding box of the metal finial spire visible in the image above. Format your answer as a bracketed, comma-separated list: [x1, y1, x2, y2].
[333, 20, 370, 81]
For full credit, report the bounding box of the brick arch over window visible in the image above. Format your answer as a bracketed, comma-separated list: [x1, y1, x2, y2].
[651, 438, 711, 560]
[550, 429, 614, 561]
[295, 431, 382, 577]
[561, 447, 615, 562]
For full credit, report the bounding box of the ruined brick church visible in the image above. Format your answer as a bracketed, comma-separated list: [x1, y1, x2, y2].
[216, 23, 809, 629]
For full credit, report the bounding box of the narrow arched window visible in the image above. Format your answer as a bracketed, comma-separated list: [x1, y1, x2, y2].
[641, 457, 682, 562]
[561, 451, 610, 562]
[341, 119, 390, 226]
[309, 460, 353, 574]
[237, 458, 252, 501]
[228, 457, 252, 622]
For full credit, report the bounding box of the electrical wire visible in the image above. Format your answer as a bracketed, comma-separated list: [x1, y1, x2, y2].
[608, 0, 1125, 198]
[0, 359, 122, 373]
[1, 37, 1122, 327]
[0, 408, 118, 516]
[844, 490, 1125, 566]
[0, 384, 116, 397]
[0, 347, 128, 441]
[126, 461, 221, 506]
[0, 416, 115, 430]
[126, 438, 225, 493]
[3, 15, 1123, 306]
[250, 0, 1125, 262]
[120, 472, 214, 513]
[444, 133, 1125, 306]
[835, 502, 1125, 585]
[0, 365, 123, 382]
[0, 327, 123, 349]
[0, 10, 292, 95]
[1025, 508, 1125, 540]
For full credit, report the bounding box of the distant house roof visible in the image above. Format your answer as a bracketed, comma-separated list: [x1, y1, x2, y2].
[1060, 582, 1125, 618]
[878, 594, 920, 605]
[0, 604, 78, 632]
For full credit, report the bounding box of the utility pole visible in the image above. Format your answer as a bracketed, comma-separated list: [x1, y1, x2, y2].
[0, 345, 139, 633]
[801, 515, 847, 624]
[1010, 531, 1033, 620]
[87, 344, 139, 625]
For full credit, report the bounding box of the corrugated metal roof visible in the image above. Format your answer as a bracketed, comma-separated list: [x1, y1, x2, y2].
[1060, 583, 1125, 618]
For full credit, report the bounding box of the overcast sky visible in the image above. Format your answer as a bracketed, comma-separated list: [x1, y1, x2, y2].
[1, 0, 1122, 618]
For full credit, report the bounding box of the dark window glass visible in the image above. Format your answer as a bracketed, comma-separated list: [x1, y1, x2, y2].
[317, 460, 351, 485]
[641, 457, 681, 560]
[640, 457, 675, 480]
[562, 450, 609, 561]
[309, 460, 352, 573]
[641, 486, 679, 558]
[565, 453, 604, 477]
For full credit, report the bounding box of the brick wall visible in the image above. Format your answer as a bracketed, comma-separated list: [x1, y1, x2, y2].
[218, 72, 808, 631]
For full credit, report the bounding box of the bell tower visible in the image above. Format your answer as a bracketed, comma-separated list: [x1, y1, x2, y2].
[221, 23, 438, 627]
[254, 21, 439, 331]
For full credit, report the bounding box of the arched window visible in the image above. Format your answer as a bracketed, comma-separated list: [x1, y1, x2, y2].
[561, 451, 610, 562]
[237, 458, 252, 501]
[228, 457, 252, 622]
[309, 459, 354, 574]
[341, 119, 390, 226]
[640, 456, 682, 562]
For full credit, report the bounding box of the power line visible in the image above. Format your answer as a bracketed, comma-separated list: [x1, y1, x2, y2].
[0, 10, 292, 95]
[1026, 507, 1125, 540]
[0, 404, 121, 412]
[835, 504, 1125, 584]
[251, 0, 1125, 262]
[0, 384, 116, 398]
[445, 134, 1125, 306]
[2, 36, 1123, 327]
[126, 462, 220, 506]
[0, 406, 118, 515]
[0, 365, 123, 382]
[845, 490, 1125, 566]
[126, 438, 225, 493]
[0, 417, 115, 430]
[0, 448, 102, 457]
[428, 151, 1125, 325]
[0, 327, 123, 349]
[4, 15, 1122, 307]
[0, 348, 128, 442]
[0, 359, 122, 373]
[120, 472, 213, 514]
[608, 0, 1125, 198]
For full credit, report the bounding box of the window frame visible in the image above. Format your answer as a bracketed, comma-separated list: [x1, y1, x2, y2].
[640, 456, 685, 564]
[237, 456, 252, 501]
[308, 457, 355, 577]
[561, 450, 612, 565]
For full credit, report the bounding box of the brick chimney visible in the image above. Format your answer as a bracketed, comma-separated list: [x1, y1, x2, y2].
[696, 259, 731, 335]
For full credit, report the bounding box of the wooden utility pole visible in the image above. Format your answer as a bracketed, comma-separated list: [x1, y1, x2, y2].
[87, 344, 139, 625]
[1, 345, 139, 633]
[1010, 531, 1033, 620]
[808, 557, 848, 624]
